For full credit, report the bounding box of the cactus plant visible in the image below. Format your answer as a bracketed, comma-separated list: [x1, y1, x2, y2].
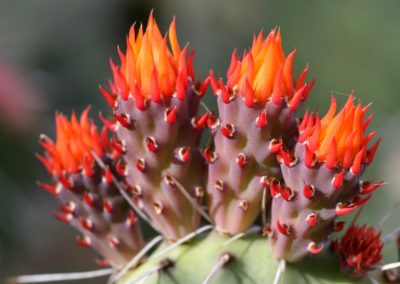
[11, 11, 400, 284]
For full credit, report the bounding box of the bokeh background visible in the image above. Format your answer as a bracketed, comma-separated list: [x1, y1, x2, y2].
[1, 0, 400, 282]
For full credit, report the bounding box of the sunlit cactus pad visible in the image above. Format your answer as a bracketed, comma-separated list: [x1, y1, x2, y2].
[118, 233, 375, 284]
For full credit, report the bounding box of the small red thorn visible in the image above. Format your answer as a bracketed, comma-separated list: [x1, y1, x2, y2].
[58, 176, 74, 190]
[114, 113, 132, 128]
[109, 237, 120, 248]
[308, 117, 320, 152]
[36, 154, 54, 175]
[303, 184, 315, 200]
[366, 139, 381, 165]
[220, 123, 236, 139]
[350, 147, 365, 176]
[203, 147, 218, 164]
[332, 170, 345, 190]
[198, 112, 210, 129]
[325, 139, 337, 170]
[192, 112, 210, 130]
[362, 131, 376, 146]
[150, 68, 161, 103]
[256, 111, 267, 128]
[333, 221, 346, 232]
[302, 78, 315, 102]
[133, 83, 145, 110]
[37, 182, 60, 196]
[362, 114, 374, 132]
[343, 148, 353, 169]
[276, 219, 290, 236]
[81, 218, 93, 231]
[289, 86, 306, 112]
[145, 137, 158, 152]
[360, 180, 384, 194]
[295, 65, 309, 89]
[110, 60, 129, 100]
[117, 46, 125, 64]
[96, 259, 110, 267]
[236, 153, 247, 167]
[116, 159, 127, 177]
[269, 139, 282, 154]
[207, 112, 220, 129]
[278, 148, 294, 167]
[283, 49, 296, 93]
[83, 193, 94, 206]
[308, 242, 324, 254]
[76, 235, 91, 247]
[243, 78, 254, 107]
[176, 72, 186, 101]
[59, 202, 75, 214]
[164, 107, 177, 124]
[178, 46, 189, 86]
[208, 71, 219, 94]
[218, 80, 231, 103]
[54, 212, 72, 223]
[111, 139, 126, 154]
[306, 213, 319, 227]
[352, 195, 371, 206]
[103, 200, 113, 213]
[178, 147, 191, 162]
[304, 144, 315, 168]
[199, 77, 210, 97]
[336, 203, 358, 216]
[99, 86, 116, 109]
[103, 166, 113, 184]
[136, 159, 146, 172]
[187, 50, 195, 80]
[280, 185, 295, 201]
[271, 70, 283, 105]
[269, 179, 280, 198]
[128, 210, 136, 226]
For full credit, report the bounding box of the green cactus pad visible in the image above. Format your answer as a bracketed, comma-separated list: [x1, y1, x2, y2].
[118, 232, 379, 284]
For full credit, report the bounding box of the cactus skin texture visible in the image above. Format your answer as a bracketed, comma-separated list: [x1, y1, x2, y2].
[31, 12, 397, 284]
[114, 84, 205, 242]
[206, 30, 314, 236]
[37, 109, 144, 269]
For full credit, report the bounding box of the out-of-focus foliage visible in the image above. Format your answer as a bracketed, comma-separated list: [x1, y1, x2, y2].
[1, 0, 400, 282]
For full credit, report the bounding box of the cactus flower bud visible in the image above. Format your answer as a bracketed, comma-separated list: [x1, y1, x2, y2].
[37, 108, 144, 269]
[207, 29, 314, 235]
[270, 95, 381, 261]
[101, 13, 207, 241]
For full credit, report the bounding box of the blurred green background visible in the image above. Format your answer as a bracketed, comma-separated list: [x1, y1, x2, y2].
[1, 0, 400, 282]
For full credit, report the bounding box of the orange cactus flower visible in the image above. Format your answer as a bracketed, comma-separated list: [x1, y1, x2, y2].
[37, 108, 107, 177]
[223, 29, 313, 106]
[299, 95, 380, 172]
[102, 13, 195, 109]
